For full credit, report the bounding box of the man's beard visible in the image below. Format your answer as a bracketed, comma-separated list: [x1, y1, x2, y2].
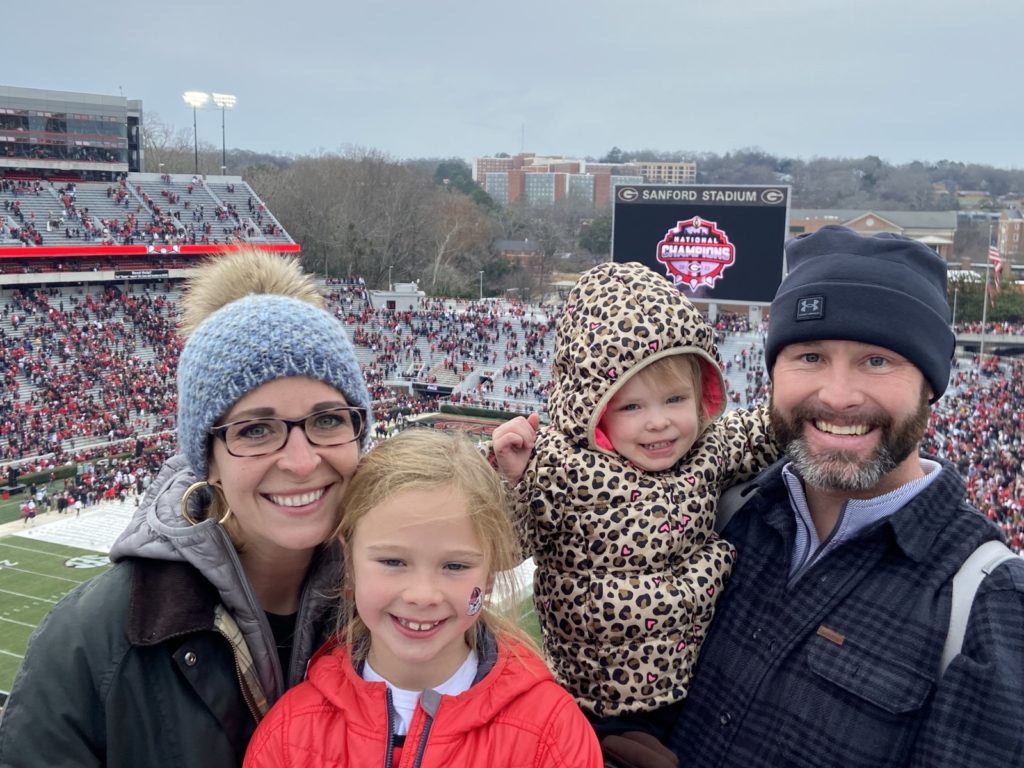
[769, 387, 930, 493]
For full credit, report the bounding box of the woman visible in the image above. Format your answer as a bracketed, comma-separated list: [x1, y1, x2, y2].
[0, 249, 372, 768]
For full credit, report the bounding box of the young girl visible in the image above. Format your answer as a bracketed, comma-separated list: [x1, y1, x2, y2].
[491, 261, 780, 761]
[244, 428, 603, 768]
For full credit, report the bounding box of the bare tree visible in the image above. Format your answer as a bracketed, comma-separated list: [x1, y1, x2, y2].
[141, 112, 220, 174]
[425, 190, 496, 290]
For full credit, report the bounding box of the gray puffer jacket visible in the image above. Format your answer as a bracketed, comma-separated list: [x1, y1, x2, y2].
[0, 455, 342, 768]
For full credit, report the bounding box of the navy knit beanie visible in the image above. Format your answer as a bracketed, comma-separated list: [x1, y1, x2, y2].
[765, 225, 955, 402]
[177, 293, 372, 478]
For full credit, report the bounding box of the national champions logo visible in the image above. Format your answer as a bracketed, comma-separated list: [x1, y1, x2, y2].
[656, 216, 736, 290]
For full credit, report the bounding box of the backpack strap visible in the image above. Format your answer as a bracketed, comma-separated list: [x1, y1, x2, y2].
[716, 479, 758, 533]
[718, 484, 1020, 678]
[941, 539, 1020, 676]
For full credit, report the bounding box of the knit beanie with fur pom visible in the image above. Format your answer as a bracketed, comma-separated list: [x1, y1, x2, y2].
[176, 250, 371, 477]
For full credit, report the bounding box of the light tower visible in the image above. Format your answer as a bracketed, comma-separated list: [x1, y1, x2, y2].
[182, 91, 210, 174]
[211, 93, 236, 175]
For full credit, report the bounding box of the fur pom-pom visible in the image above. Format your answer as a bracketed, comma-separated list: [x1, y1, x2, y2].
[180, 248, 323, 338]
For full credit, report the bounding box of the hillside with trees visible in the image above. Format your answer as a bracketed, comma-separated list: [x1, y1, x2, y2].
[141, 114, 1023, 317]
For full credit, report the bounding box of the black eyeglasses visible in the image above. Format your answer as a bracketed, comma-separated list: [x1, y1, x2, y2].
[210, 407, 365, 458]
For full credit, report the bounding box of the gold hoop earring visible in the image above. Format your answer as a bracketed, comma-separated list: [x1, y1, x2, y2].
[181, 481, 233, 526]
[208, 480, 233, 526]
[180, 481, 211, 526]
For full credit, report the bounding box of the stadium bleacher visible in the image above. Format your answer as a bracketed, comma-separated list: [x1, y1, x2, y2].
[0, 172, 293, 266]
[1, 266, 1022, 552]
[2, 153, 1023, 553]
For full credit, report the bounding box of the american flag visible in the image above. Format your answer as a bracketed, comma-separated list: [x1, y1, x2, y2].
[989, 243, 1003, 291]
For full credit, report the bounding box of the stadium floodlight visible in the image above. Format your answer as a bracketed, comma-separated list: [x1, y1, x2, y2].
[182, 91, 210, 175]
[212, 93, 237, 175]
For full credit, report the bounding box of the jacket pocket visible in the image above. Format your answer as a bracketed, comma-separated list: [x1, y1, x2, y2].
[807, 633, 932, 714]
[779, 633, 933, 768]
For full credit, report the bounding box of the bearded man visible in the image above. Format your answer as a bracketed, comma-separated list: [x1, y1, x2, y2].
[667, 225, 1023, 768]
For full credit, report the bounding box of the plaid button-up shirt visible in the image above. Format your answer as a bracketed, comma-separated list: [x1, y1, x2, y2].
[669, 458, 1024, 767]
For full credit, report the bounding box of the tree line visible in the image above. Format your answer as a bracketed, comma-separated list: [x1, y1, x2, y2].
[142, 115, 1024, 318]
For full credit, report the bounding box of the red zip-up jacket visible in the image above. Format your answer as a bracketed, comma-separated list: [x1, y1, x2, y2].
[243, 632, 602, 768]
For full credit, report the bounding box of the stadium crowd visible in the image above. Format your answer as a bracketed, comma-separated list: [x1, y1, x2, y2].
[925, 356, 1024, 550]
[1, 174, 282, 251]
[1, 278, 1022, 552]
[1, 284, 179, 461]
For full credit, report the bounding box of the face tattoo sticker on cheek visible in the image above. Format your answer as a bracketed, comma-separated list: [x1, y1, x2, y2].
[467, 586, 483, 616]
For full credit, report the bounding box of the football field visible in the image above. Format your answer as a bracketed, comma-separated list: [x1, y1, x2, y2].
[0, 538, 112, 692]
[0, 501, 539, 697]
[0, 501, 134, 695]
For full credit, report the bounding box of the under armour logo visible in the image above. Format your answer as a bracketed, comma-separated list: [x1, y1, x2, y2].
[796, 296, 824, 320]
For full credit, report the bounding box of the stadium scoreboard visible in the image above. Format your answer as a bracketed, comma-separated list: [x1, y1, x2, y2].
[611, 184, 790, 304]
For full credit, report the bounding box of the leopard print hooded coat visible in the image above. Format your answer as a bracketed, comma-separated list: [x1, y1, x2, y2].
[512, 261, 778, 717]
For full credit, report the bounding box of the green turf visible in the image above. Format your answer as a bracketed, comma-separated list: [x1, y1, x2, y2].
[519, 598, 542, 645]
[0, 528, 543, 696]
[0, 538, 111, 692]
[0, 481, 70, 526]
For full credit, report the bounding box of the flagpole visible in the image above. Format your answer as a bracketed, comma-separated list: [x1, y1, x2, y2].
[980, 222, 992, 361]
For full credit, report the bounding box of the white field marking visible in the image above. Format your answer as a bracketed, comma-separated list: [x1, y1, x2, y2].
[0, 649, 24, 660]
[0, 588, 58, 604]
[9, 501, 136, 554]
[0, 566, 81, 585]
[0, 541, 86, 558]
[0, 616, 36, 628]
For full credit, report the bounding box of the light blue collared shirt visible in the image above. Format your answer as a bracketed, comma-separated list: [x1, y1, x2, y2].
[783, 458, 942, 585]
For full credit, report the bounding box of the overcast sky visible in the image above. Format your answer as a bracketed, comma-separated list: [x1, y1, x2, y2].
[10, 0, 1023, 167]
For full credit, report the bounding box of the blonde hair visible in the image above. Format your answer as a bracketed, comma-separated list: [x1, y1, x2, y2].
[635, 354, 707, 423]
[334, 428, 533, 654]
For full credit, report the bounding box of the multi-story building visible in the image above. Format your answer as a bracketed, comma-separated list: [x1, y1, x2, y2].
[484, 172, 511, 206]
[475, 152, 651, 208]
[789, 209, 958, 262]
[472, 155, 515, 182]
[567, 174, 595, 204]
[636, 160, 697, 185]
[523, 172, 560, 205]
[580, 161, 642, 177]
[0, 84, 144, 179]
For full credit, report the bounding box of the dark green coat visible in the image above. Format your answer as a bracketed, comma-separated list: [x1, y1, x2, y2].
[0, 455, 341, 768]
[0, 556, 338, 768]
